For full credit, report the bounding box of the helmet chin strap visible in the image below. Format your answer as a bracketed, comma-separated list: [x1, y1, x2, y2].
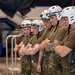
[68, 24, 71, 34]
[54, 20, 59, 32]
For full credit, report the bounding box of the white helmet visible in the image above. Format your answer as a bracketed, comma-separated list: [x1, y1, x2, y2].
[47, 5, 62, 20]
[41, 13, 50, 20]
[39, 20, 44, 31]
[61, 6, 75, 24]
[20, 20, 31, 28]
[40, 10, 48, 17]
[31, 20, 44, 32]
[41, 10, 50, 20]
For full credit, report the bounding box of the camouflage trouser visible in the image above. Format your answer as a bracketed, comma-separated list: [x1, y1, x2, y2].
[42, 51, 61, 75]
[21, 56, 31, 75]
[61, 65, 75, 75]
[61, 66, 71, 75]
[41, 51, 51, 75]
[48, 51, 61, 75]
[31, 60, 41, 75]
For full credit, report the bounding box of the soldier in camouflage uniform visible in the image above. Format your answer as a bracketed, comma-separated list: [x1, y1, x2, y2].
[36, 9, 55, 74]
[14, 20, 32, 75]
[55, 6, 75, 75]
[24, 20, 44, 75]
[37, 5, 67, 75]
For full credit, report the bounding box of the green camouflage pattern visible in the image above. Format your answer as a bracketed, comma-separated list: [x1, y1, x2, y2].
[41, 50, 51, 75]
[48, 51, 62, 75]
[42, 50, 62, 75]
[30, 34, 42, 75]
[31, 52, 41, 75]
[21, 55, 31, 75]
[21, 35, 32, 75]
[61, 64, 75, 75]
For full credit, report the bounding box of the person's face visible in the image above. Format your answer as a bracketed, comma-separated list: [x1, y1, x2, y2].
[32, 25, 39, 35]
[43, 19, 52, 29]
[50, 15, 58, 26]
[23, 27, 31, 36]
[61, 17, 69, 27]
[59, 18, 65, 26]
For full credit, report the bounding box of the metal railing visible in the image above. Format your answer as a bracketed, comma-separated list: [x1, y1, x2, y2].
[6, 34, 23, 75]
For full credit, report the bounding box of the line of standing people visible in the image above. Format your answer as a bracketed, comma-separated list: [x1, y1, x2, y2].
[14, 5, 75, 75]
